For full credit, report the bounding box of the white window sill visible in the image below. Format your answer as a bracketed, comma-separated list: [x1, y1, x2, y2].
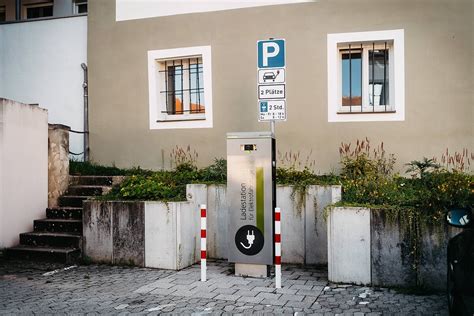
[157, 114, 206, 122]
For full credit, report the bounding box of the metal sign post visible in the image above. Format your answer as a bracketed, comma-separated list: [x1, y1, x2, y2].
[256, 38, 285, 282]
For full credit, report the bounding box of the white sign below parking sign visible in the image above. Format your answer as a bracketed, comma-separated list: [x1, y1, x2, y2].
[259, 100, 287, 122]
[257, 39, 286, 122]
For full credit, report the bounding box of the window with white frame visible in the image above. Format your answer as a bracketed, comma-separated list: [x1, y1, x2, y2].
[25, 2, 53, 19]
[148, 46, 212, 130]
[74, 0, 87, 14]
[327, 29, 404, 122]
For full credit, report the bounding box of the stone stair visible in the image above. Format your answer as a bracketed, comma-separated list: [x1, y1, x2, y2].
[6, 176, 116, 263]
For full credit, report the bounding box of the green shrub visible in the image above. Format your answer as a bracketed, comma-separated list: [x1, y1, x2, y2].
[339, 140, 473, 217]
[276, 167, 340, 186]
[198, 158, 227, 183]
[70, 160, 152, 176]
[102, 159, 228, 201]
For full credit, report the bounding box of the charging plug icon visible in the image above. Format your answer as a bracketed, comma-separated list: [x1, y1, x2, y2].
[240, 230, 255, 249]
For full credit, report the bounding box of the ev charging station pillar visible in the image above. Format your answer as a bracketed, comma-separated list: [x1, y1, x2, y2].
[227, 132, 276, 277]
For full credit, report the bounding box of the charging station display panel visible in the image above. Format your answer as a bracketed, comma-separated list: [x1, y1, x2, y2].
[227, 132, 275, 265]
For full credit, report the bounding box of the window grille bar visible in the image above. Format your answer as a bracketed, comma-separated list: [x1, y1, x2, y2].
[164, 60, 168, 112]
[158, 65, 203, 73]
[188, 58, 192, 112]
[349, 44, 352, 112]
[160, 88, 204, 94]
[196, 58, 201, 112]
[161, 109, 204, 114]
[172, 60, 176, 115]
[360, 43, 363, 112]
[372, 42, 375, 112]
[180, 59, 184, 115]
[384, 41, 387, 111]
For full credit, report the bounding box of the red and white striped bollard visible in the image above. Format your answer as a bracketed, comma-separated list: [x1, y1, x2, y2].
[200, 204, 207, 282]
[275, 207, 281, 288]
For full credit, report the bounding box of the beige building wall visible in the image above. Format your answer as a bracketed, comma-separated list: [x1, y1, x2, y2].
[88, 0, 473, 173]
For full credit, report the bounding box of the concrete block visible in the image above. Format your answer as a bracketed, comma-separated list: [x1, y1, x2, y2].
[206, 185, 228, 259]
[176, 201, 200, 269]
[417, 224, 461, 290]
[112, 201, 145, 266]
[186, 184, 208, 262]
[305, 185, 340, 265]
[83, 201, 113, 262]
[277, 186, 305, 264]
[145, 202, 177, 269]
[370, 209, 416, 288]
[145, 200, 199, 270]
[328, 207, 371, 285]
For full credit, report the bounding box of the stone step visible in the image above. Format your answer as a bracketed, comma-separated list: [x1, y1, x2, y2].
[34, 219, 82, 234]
[58, 195, 91, 208]
[66, 185, 109, 196]
[47, 207, 82, 220]
[6, 245, 80, 263]
[20, 232, 81, 248]
[69, 176, 116, 186]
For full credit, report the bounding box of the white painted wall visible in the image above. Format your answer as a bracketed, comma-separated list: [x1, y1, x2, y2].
[0, 16, 87, 159]
[116, 0, 313, 21]
[0, 99, 48, 249]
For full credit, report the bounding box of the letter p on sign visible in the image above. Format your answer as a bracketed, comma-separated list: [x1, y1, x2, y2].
[258, 39, 285, 69]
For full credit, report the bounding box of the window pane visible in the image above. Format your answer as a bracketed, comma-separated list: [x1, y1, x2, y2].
[190, 61, 205, 113]
[167, 65, 183, 115]
[27, 5, 53, 19]
[369, 49, 389, 106]
[77, 4, 87, 14]
[0, 6, 6, 22]
[341, 52, 362, 106]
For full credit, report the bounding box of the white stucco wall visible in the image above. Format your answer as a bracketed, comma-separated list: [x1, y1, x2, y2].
[0, 99, 48, 249]
[0, 16, 87, 159]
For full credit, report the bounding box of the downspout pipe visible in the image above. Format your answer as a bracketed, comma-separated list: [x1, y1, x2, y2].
[81, 63, 89, 162]
[15, 0, 21, 20]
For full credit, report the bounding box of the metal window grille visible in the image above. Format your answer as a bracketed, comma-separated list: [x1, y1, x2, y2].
[159, 58, 205, 115]
[340, 41, 390, 113]
[0, 6, 6, 22]
[26, 4, 54, 19]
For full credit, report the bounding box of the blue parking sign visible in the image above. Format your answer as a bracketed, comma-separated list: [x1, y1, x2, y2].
[260, 101, 268, 112]
[258, 39, 285, 68]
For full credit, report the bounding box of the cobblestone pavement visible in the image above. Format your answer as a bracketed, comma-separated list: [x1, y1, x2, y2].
[0, 257, 447, 315]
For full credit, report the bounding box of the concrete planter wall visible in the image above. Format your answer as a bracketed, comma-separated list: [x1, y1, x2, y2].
[327, 207, 462, 290]
[83, 200, 201, 270]
[189, 184, 341, 265]
[83, 184, 341, 269]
